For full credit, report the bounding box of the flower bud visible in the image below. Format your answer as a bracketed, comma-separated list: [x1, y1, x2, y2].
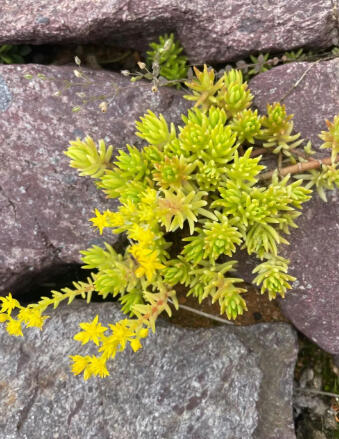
[137, 61, 146, 70]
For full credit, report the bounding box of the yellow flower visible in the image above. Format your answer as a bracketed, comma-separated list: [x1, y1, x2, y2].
[74, 315, 107, 345]
[71, 320, 151, 378]
[18, 308, 49, 329]
[0, 293, 20, 314]
[143, 261, 164, 281]
[109, 320, 134, 350]
[128, 224, 155, 245]
[0, 314, 9, 323]
[89, 209, 109, 234]
[138, 328, 149, 338]
[71, 355, 109, 380]
[87, 355, 109, 379]
[105, 211, 125, 228]
[6, 318, 23, 336]
[28, 310, 48, 329]
[130, 338, 142, 352]
[98, 335, 120, 359]
[129, 243, 145, 259]
[141, 188, 158, 206]
[70, 355, 91, 376]
[130, 246, 165, 282]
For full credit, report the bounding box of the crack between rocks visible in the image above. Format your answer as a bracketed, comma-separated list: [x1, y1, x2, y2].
[34, 219, 62, 261]
[16, 379, 39, 432]
[16, 343, 31, 375]
[67, 397, 84, 426]
[0, 184, 17, 220]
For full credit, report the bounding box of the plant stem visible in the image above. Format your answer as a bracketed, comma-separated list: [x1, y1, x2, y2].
[291, 149, 318, 162]
[278, 152, 283, 174]
[168, 298, 234, 325]
[280, 60, 321, 102]
[296, 387, 339, 398]
[250, 147, 267, 158]
[259, 156, 338, 180]
[250, 147, 317, 162]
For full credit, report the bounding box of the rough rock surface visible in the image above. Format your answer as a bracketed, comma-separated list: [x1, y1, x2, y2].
[0, 301, 298, 439]
[249, 59, 339, 153]
[245, 60, 339, 355]
[278, 190, 339, 355]
[0, 64, 189, 296]
[0, 1, 338, 64]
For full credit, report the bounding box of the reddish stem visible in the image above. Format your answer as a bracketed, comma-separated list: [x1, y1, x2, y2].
[259, 156, 338, 180]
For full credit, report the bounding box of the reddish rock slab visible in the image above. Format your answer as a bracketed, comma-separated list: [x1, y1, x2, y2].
[0, 64, 188, 296]
[249, 59, 339, 152]
[279, 191, 339, 355]
[247, 60, 339, 355]
[0, 0, 337, 64]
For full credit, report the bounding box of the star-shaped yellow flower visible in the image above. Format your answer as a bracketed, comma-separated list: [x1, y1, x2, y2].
[74, 315, 107, 345]
[89, 209, 109, 234]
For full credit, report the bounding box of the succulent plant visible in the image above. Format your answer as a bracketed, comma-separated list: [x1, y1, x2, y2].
[146, 33, 188, 82]
[1, 65, 338, 381]
[0, 44, 31, 64]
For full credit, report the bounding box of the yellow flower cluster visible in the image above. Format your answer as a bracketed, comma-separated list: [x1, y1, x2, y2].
[70, 315, 149, 380]
[129, 244, 165, 282]
[0, 293, 49, 337]
[89, 207, 166, 283]
[70, 283, 178, 379]
[128, 223, 155, 244]
[89, 208, 123, 234]
[0, 277, 96, 338]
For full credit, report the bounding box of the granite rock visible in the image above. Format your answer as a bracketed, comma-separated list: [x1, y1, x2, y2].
[0, 64, 188, 296]
[0, 301, 298, 439]
[0, 0, 337, 64]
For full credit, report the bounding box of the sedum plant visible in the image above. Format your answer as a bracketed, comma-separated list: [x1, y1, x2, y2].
[1, 66, 338, 381]
[0, 44, 31, 64]
[121, 33, 188, 91]
[225, 47, 338, 81]
[146, 33, 188, 82]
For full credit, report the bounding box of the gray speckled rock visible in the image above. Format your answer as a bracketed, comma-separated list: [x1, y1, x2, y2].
[0, 301, 298, 439]
[236, 60, 339, 355]
[0, 1, 337, 64]
[0, 64, 188, 296]
[0, 75, 12, 111]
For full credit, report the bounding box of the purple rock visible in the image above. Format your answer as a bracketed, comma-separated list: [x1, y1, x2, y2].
[0, 64, 188, 296]
[279, 191, 339, 354]
[249, 60, 339, 152]
[248, 60, 339, 355]
[0, 0, 337, 64]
